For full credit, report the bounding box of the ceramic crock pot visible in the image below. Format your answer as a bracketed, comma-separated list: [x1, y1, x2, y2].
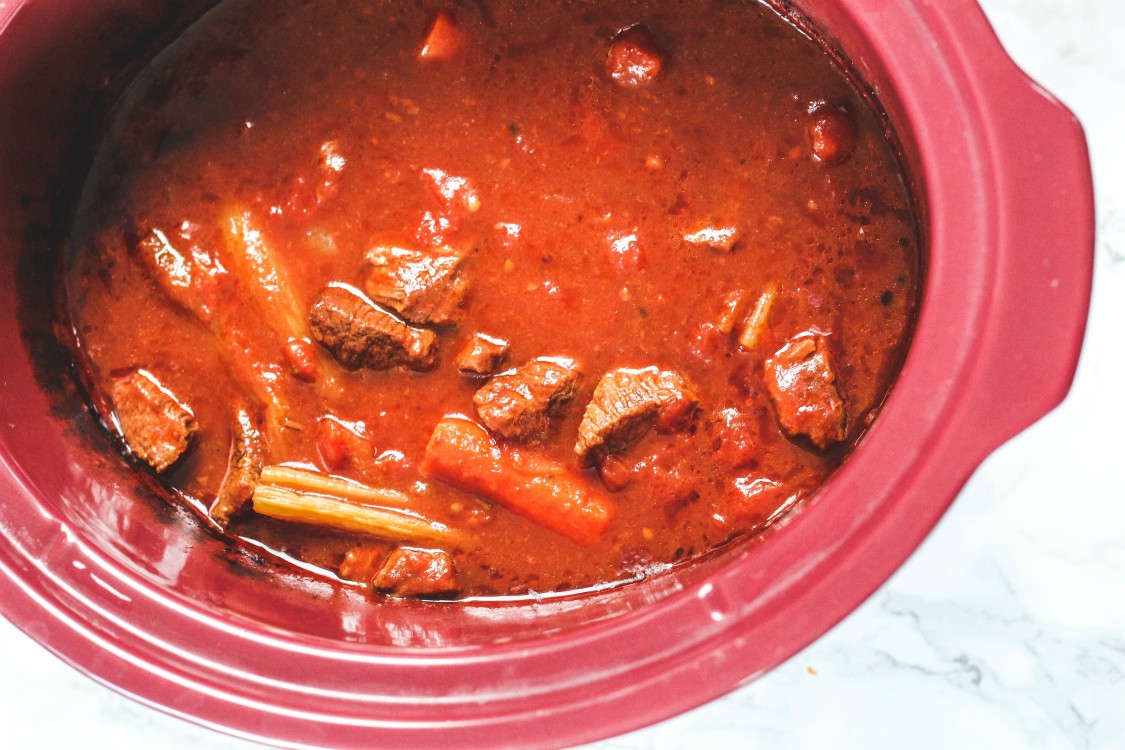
[0, 0, 1094, 747]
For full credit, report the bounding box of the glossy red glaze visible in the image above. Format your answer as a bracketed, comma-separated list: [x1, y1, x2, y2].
[0, 1, 1094, 748]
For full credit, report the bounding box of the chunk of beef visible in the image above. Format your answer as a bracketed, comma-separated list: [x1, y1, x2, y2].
[134, 228, 198, 313]
[131, 225, 222, 323]
[606, 25, 666, 88]
[456, 333, 509, 375]
[765, 335, 846, 449]
[363, 245, 469, 325]
[309, 285, 438, 371]
[111, 370, 197, 473]
[372, 547, 460, 598]
[473, 358, 581, 442]
[210, 408, 267, 525]
[575, 367, 700, 464]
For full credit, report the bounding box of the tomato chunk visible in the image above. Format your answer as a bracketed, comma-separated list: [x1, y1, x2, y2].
[284, 337, 320, 382]
[316, 417, 375, 473]
[765, 336, 847, 449]
[606, 25, 666, 88]
[807, 103, 857, 164]
[419, 10, 466, 61]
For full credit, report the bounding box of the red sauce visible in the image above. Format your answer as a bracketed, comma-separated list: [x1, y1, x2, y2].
[65, 0, 919, 600]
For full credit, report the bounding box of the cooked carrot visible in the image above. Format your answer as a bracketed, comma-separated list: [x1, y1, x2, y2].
[421, 415, 613, 546]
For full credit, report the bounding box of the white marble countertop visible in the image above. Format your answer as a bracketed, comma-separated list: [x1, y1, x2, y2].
[3, 0, 1123, 747]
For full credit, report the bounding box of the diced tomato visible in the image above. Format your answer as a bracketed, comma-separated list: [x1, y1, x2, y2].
[316, 417, 374, 473]
[284, 337, 319, 382]
[280, 141, 347, 218]
[654, 395, 697, 434]
[372, 449, 413, 482]
[419, 10, 466, 61]
[315, 140, 346, 204]
[724, 476, 791, 526]
[606, 26, 666, 88]
[316, 418, 350, 471]
[807, 103, 857, 164]
[598, 454, 634, 492]
[630, 448, 700, 514]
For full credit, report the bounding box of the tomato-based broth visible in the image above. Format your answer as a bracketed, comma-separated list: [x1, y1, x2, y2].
[65, 0, 919, 600]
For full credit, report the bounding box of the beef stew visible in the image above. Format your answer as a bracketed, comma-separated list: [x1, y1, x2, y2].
[64, 0, 919, 600]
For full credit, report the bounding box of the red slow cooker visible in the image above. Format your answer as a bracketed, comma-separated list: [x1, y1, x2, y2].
[0, 0, 1093, 747]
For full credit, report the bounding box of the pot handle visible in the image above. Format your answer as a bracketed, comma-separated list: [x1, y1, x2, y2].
[962, 58, 1094, 458]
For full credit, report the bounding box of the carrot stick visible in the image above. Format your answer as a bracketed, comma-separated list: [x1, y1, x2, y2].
[421, 415, 613, 546]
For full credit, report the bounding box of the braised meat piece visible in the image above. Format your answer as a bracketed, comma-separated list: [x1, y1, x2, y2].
[133, 227, 206, 318]
[210, 408, 267, 525]
[362, 245, 469, 325]
[575, 367, 700, 464]
[372, 547, 460, 598]
[765, 335, 846, 449]
[111, 370, 197, 473]
[456, 333, 510, 376]
[473, 358, 581, 442]
[309, 285, 438, 371]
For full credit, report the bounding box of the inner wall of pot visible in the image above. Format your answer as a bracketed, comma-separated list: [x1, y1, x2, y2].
[1, 0, 924, 647]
